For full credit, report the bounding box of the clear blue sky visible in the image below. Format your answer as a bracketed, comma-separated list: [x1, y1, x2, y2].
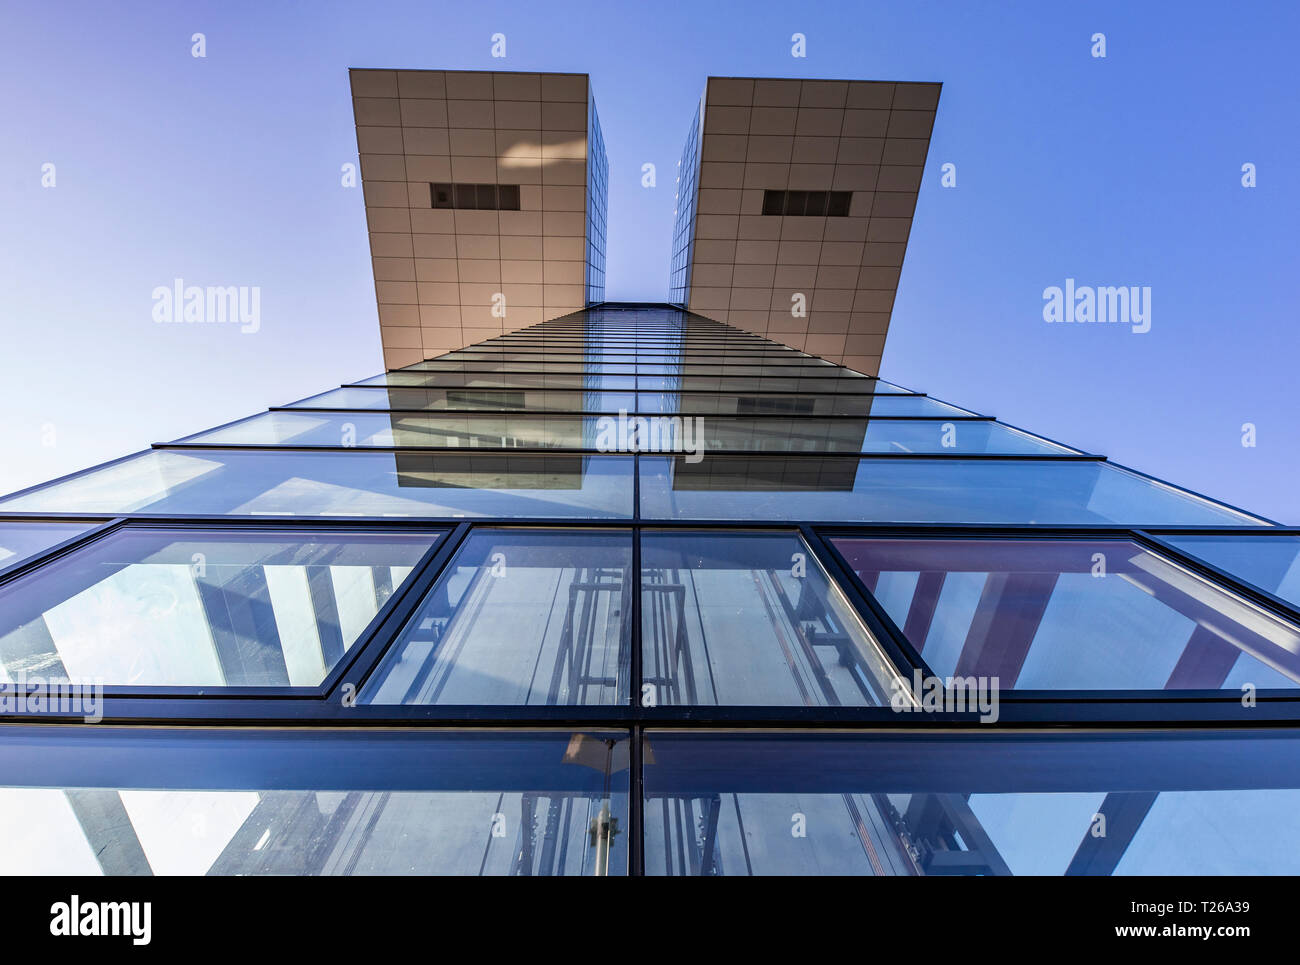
[2, 0, 1297, 521]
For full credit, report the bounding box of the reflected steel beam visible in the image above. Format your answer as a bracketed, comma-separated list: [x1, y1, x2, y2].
[64, 789, 153, 876]
[1064, 792, 1158, 876]
[1166, 625, 1245, 689]
[953, 572, 1060, 685]
[901, 571, 946, 653]
[195, 566, 291, 686]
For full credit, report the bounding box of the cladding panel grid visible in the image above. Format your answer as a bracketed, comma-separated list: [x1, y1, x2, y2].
[678, 76, 938, 371]
[353, 69, 597, 368]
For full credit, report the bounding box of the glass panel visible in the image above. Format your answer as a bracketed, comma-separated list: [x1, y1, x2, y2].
[364, 529, 631, 705]
[639, 456, 1266, 525]
[688, 418, 1072, 455]
[833, 536, 1300, 690]
[193, 413, 1067, 456]
[0, 727, 629, 875]
[357, 372, 637, 391]
[0, 526, 437, 687]
[287, 386, 637, 413]
[637, 393, 958, 417]
[0, 522, 97, 574]
[407, 361, 637, 374]
[640, 531, 901, 706]
[0, 450, 634, 518]
[1164, 535, 1300, 610]
[182, 411, 613, 450]
[675, 364, 869, 378]
[668, 375, 898, 394]
[642, 730, 1300, 875]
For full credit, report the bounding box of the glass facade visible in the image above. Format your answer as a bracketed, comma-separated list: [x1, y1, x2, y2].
[667, 96, 703, 305]
[0, 304, 1295, 876]
[585, 90, 609, 304]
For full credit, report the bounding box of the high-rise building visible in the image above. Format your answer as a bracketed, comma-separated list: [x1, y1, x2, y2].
[0, 73, 1297, 877]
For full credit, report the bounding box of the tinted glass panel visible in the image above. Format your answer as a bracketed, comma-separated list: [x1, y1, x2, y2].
[639, 456, 1266, 525]
[0, 450, 634, 518]
[833, 537, 1300, 690]
[1165, 535, 1300, 610]
[406, 361, 633, 374]
[454, 183, 477, 209]
[0, 522, 97, 574]
[364, 529, 631, 705]
[0, 526, 437, 687]
[0, 727, 628, 875]
[182, 411, 612, 450]
[357, 372, 636, 391]
[683, 418, 1072, 454]
[288, 386, 638, 413]
[643, 730, 1300, 875]
[640, 531, 901, 706]
[210, 413, 1065, 455]
[669, 375, 901, 394]
[637, 394, 962, 417]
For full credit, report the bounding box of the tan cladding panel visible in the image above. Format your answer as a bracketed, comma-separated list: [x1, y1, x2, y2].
[685, 77, 939, 373]
[351, 69, 592, 367]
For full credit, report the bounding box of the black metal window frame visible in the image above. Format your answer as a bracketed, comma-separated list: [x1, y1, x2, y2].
[1, 511, 1299, 727]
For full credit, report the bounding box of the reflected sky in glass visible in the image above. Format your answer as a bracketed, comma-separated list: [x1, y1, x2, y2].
[835, 536, 1300, 690]
[0, 450, 635, 518]
[0, 526, 438, 687]
[639, 456, 1267, 525]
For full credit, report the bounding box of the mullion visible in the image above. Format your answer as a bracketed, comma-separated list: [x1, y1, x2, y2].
[1131, 530, 1300, 631]
[321, 521, 475, 699]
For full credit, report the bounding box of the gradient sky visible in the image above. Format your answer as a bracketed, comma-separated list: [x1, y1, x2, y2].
[2, 0, 1297, 521]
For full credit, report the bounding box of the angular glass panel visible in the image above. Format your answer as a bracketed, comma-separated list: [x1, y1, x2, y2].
[364, 529, 632, 705]
[685, 418, 1073, 454]
[407, 360, 636, 375]
[0, 727, 629, 875]
[181, 411, 612, 450]
[639, 456, 1266, 525]
[637, 393, 961, 417]
[675, 364, 869, 378]
[668, 375, 897, 394]
[642, 730, 1300, 875]
[833, 537, 1300, 690]
[0, 450, 634, 518]
[0, 522, 97, 574]
[288, 386, 637, 413]
[640, 531, 902, 706]
[0, 526, 437, 688]
[357, 372, 637, 391]
[1164, 535, 1300, 610]
[192, 413, 1063, 456]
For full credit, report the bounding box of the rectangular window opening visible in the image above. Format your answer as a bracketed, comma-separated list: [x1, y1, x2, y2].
[432, 182, 522, 211]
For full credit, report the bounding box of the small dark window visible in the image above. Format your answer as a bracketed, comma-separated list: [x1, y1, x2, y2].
[429, 182, 523, 211]
[762, 189, 854, 216]
[455, 184, 479, 209]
